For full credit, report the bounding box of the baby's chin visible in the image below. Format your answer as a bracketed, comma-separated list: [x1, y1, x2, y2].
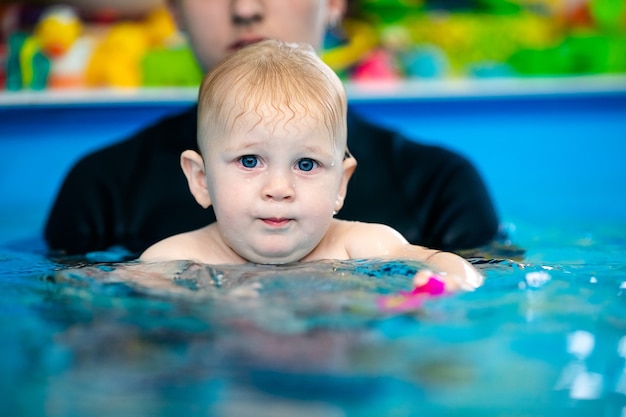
[237, 244, 315, 265]
[244, 251, 308, 265]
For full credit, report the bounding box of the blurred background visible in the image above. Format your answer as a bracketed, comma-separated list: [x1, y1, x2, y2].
[1, 0, 625, 90]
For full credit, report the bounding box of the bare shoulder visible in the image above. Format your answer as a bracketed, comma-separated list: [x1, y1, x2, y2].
[336, 220, 407, 241]
[140, 228, 210, 262]
[332, 220, 413, 259]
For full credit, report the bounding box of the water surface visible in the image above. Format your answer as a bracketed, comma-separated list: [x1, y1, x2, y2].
[1, 218, 625, 416]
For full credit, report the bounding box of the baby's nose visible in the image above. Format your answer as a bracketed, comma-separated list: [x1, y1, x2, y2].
[262, 171, 295, 201]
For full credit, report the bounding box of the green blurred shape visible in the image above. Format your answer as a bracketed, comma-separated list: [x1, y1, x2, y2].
[508, 46, 569, 75]
[6, 32, 50, 91]
[357, 0, 424, 24]
[561, 32, 626, 74]
[590, 0, 626, 31]
[6, 33, 28, 91]
[141, 46, 203, 87]
[508, 32, 626, 75]
[475, 0, 522, 15]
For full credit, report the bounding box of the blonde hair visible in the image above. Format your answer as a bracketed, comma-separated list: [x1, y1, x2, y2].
[197, 40, 347, 152]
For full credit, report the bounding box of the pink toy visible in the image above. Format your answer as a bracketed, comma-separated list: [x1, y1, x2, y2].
[377, 274, 446, 312]
[351, 49, 401, 82]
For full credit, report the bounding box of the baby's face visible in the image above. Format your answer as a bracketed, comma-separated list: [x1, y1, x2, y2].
[202, 106, 349, 264]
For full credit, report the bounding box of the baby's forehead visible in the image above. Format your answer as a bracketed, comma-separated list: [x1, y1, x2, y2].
[235, 101, 324, 126]
[225, 99, 340, 140]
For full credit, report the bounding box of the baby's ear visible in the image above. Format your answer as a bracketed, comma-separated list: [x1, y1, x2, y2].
[181, 150, 212, 208]
[335, 154, 357, 212]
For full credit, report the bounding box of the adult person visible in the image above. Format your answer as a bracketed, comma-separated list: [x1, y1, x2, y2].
[44, 0, 499, 256]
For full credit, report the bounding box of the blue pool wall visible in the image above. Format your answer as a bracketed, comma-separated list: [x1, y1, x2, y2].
[350, 91, 626, 225]
[1, 85, 625, 246]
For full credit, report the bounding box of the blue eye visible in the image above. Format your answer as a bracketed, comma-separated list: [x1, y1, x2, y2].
[297, 158, 317, 172]
[240, 155, 258, 168]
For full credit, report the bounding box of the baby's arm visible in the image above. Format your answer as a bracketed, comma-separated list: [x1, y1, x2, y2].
[343, 222, 483, 291]
[392, 245, 483, 291]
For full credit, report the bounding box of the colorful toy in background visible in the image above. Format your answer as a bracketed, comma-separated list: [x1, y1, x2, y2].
[6, 32, 49, 90]
[36, 5, 89, 89]
[85, 7, 173, 87]
[321, 0, 626, 80]
[1, 0, 625, 91]
[320, 18, 392, 80]
[4, 5, 67, 90]
[2, 3, 202, 91]
[5, 4, 93, 90]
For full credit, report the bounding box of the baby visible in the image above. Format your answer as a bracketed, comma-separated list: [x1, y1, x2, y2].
[141, 40, 482, 291]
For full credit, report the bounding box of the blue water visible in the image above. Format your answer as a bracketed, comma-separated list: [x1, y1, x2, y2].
[1, 215, 625, 417]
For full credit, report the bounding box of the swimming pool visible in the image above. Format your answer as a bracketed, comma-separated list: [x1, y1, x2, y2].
[1, 77, 626, 416]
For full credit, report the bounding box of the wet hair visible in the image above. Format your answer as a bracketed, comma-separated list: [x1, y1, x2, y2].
[197, 39, 347, 152]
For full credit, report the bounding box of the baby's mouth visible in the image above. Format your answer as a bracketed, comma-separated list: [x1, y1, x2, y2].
[261, 218, 291, 227]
